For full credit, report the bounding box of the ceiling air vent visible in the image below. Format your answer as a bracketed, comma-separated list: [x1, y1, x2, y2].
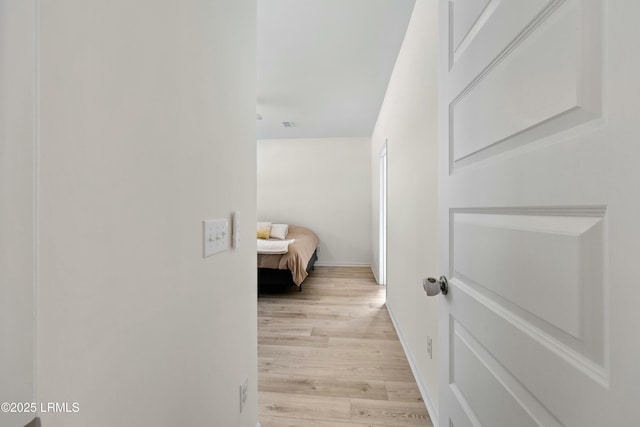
[281, 121, 296, 128]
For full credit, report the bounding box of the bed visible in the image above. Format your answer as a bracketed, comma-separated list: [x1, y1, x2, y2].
[257, 225, 320, 291]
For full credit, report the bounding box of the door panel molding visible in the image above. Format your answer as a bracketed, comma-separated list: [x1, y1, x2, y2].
[451, 319, 564, 427]
[448, 206, 608, 382]
[449, 206, 606, 369]
[447, 0, 602, 173]
[449, 0, 494, 65]
[449, 0, 563, 78]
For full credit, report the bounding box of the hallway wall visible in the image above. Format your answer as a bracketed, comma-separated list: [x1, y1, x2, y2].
[32, 1, 257, 426]
[0, 2, 36, 426]
[371, 0, 440, 420]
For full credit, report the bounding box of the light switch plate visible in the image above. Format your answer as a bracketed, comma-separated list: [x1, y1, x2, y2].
[203, 219, 228, 257]
[232, 211, 240, 248]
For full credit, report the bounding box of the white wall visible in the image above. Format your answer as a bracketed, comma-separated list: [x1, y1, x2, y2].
[371, 0, 440, 421]
[258, 137, 371, 266]
[0, 2, 36, 426]
[32, 1, 256, 426]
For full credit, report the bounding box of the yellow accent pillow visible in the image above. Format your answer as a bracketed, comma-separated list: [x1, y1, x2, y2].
[257, 226, 271, 239]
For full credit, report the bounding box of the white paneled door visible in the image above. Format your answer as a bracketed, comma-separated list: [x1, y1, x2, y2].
[437, 0, 640, 426]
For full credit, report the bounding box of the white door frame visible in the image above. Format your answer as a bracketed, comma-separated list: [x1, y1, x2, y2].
[378, 141, 387, 285]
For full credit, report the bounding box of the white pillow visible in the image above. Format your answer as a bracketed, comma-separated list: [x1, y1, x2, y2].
[270, 223, 289, 240]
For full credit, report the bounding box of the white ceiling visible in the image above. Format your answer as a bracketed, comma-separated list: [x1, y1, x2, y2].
[257, 0, 416, 139]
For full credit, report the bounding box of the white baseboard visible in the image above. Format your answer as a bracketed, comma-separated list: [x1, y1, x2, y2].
[314, 262, 372, 268]
[386, 300, 439, 426]
[371, 267, 380, 284]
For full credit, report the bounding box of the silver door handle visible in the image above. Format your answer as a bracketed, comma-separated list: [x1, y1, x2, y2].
[423, 276, 449, 296]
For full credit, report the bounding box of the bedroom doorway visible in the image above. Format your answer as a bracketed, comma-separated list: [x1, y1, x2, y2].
[378, 141, 387, 286]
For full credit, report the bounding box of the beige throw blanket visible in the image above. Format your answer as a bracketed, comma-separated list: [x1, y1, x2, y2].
[257, 225, 320, 286]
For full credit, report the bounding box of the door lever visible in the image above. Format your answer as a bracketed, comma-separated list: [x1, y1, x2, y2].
[423, 276, 449, 296]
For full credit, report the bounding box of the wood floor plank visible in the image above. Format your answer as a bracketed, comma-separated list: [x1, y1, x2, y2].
[259, 303, 353, 321]
[259, 373, 388, 400]
[258, 321, 313, 337]
[258, 266, 433, 426]
[258, 344, 411, 368]
[311, 325, 400, 341]
[259, 358, 416, 382]
[258, 334, 330, 348]
[261, 317, 395, 329]
[259, 392, 350, 423]
[385, 381, 425, 403]
[350, 399, 432, 426]
[327, 337, 405, 353]
[259, 416, 375, 427]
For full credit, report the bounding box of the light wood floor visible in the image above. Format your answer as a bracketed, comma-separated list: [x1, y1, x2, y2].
[258, 266, 433, 427]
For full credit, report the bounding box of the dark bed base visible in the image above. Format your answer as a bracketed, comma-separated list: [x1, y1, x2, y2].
[258, 250, 318, 293]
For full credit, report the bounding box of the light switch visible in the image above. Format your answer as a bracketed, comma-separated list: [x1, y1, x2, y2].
[203, 219, 228, 257]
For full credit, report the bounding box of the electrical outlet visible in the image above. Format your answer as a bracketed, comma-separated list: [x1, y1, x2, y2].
[427, 336, 433, 359]
[240, 377, 248, 413]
